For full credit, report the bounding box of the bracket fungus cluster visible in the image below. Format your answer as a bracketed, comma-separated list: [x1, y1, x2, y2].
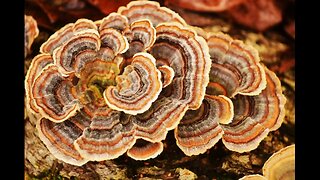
[25, 0, 286, 166]
[175, 31, 286, 155]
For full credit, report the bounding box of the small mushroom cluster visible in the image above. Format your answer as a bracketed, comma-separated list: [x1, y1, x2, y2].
[25, 1, 286, 166]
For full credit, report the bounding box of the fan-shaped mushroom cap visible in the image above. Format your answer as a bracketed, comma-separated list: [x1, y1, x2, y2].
[123, 19, 156, 58]
[263, 144, 295, 180]
[221, 67, 286, 152]
[104, 52, 162, 115]
[31, 65, 80, 122]
[98, 14, 130, 56]
[206, 32, 266, 97]
[74, 110, 137, 161]
[99, 12, 129, 31]
[131, 97, 187, 143]
[25, 54, 53, 115]
[40, 19, 97, 54]
[53, 29, 101, 75]
[239, 145, 295, 180]
[25, 15, 39, 58]
[207, 63, 240, 97]
[36, 110, 91, 166]
[150, 22, 211, 110]
[99, 28, 129, 56]
[175, 95, 233, 156]
[127, 140, 163, 160]
[222, 117, 269, 153]
[118, 0, 187, 26]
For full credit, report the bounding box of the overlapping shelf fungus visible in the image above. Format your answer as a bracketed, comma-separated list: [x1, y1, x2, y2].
[25, 0, 286, 166]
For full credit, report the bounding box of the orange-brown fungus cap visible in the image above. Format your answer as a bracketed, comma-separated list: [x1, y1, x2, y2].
[36, 110, 91, 166]
[132, 97, 188, 143]
[25, 15, 39, 58]
[175, 95, 233, 156]
[123, 19, 156, 58]
[221, 66, 286, 153]
[239, 145, 294, 180]
[31, 65, 79, 122]
[127, 140, 163, 160]
[99, 12, 129, 31]
[74, 110, 137, 161]
[53, 29, 100, 75]
[151, 22, 211, 110]
[118, 0, 187, 26]
[40, 19, 97, 54]
[100, 28, 129, 56]
[25, 54, 53, 115]
[206, 32, 266, 97]
[99, 15, 129, 56]
[104, 53, 162, 115]
[263, 144, 295, 180]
